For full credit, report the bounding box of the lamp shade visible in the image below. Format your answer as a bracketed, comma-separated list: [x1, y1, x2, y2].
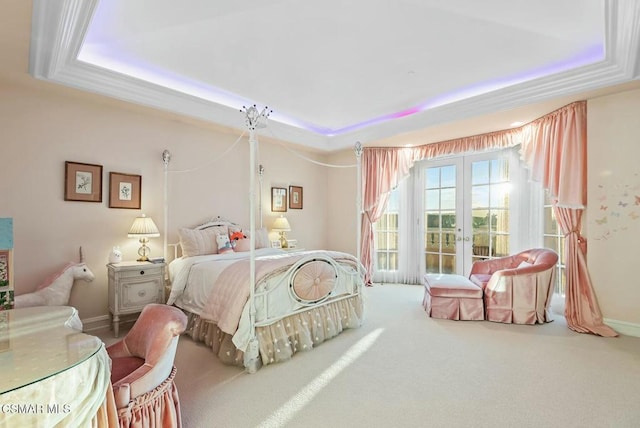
[128, 214, 160, 238]
[272, 216, 291, 231]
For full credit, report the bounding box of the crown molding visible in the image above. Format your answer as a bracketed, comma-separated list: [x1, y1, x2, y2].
[29, 0, 640, 152]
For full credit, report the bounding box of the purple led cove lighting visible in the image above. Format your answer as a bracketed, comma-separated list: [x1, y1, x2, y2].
[80, 0, 605, 138]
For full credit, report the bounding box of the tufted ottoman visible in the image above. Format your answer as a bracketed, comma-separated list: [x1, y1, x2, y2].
[423, 274, 484, 321]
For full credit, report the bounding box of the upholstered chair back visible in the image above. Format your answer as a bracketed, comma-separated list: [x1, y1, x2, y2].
[469, 248, 559, 325]
[107, 303, 187, 416]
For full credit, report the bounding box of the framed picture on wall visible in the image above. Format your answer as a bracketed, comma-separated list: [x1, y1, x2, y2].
[271, 187, 287, 212]
[109, 172, 142, 209]
[289, 186, 303, 209]
[64, 161, 103, 202]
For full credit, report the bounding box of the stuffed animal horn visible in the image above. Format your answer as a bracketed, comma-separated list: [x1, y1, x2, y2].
[79, 246, 85, 263]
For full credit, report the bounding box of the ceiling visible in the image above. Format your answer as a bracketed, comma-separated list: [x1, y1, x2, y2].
[29, 0, 640, 151]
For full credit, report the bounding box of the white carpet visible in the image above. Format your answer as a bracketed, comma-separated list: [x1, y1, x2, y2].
[99, 284, 640, 428]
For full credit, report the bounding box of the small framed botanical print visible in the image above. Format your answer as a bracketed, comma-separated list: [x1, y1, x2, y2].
[271, 187, 287, 212]
[64, 161, 103, 202]
[109, 172, 142, 209]
[289, 186, 303, 209]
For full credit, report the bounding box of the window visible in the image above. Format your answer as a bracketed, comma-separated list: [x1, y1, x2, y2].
[543, 194, 567, 296]
[374, 189, 399, 271]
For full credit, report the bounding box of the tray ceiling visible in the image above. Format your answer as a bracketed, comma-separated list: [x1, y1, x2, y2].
[30, 0, 640, 151]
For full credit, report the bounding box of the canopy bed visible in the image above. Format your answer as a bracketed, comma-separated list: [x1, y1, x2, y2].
[162, 107, 365, 373]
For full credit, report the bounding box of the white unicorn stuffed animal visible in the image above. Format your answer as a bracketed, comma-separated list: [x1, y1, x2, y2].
[15, 247, 95, 308]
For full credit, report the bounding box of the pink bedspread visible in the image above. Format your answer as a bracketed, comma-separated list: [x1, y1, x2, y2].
[200, 251, 358, 335]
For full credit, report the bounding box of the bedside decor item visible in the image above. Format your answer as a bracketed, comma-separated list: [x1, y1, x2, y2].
[289, 186, 303, 209]
[128, 214, 160, 261]
[109, 172, 142, 209]
[0, 218, 13, 310]
[64, 161, 103, 202]
[14, 247, 95, 308]
[271, 187, 287, 212]
[272, 216, 291, 249]
[108, 246, 122, 264]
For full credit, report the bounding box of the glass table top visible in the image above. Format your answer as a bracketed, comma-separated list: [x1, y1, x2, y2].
[0, 306, 102, 394]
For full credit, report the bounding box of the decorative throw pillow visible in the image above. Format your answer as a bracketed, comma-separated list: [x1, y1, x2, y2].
[216, 233, 234, 254]
[231, 226, 269, 249]
[178, 225, 228, 257]
[234, 238, 251, 252]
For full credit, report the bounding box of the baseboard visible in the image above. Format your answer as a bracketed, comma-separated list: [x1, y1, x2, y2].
[81, 315, 110, 332]
[82, 313, 141, 333]
[604, 318, 640, 337]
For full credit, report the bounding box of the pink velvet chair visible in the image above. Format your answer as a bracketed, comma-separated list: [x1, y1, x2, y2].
[469, 248, 558, 325]
[107, 303, 188, 428]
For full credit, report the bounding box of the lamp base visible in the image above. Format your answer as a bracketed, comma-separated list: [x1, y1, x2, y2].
[137, 241, 151, 262]
[279, 232, 288, 249]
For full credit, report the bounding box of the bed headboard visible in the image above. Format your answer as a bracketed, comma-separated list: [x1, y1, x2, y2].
[168, 216, 243, 260]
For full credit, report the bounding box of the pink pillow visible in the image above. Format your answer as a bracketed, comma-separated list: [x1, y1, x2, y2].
[234, 238, 251, 252]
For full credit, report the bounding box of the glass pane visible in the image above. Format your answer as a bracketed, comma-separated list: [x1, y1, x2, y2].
[388, 232, 398, 250]
[441, 165, 456, 188]
[492, 210, 509, 233]
[441, 188, 456, 210]
[494, 234, 510, 257]
[441, 212, 456, 229]
[425, 253, 440, 274]
[490, 183, 510, 208]
[472, 234, 491, 256]
[543, 207, 557, 234]
[425, 168, 440, 189]
[425, 189, 440, 210]
[377, 253, 387, 270]
[472, 161, 489, 185]
[442, 232, 455, 252]
[442, 255, 455, 274]
[544, 236, 558, 252]
[389, 252, 398, 270]
[388, 213, 398, 229]
[426, 233, 440, 251]
[491, 159, 509, 183]
[472, 185, 489, 209]
[426, 213, 440, 228]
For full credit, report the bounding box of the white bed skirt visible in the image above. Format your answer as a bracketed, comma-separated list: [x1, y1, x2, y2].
[184, 294, 364, 368]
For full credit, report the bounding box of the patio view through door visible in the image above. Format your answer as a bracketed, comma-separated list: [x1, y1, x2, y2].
[422, 151, 513, 276]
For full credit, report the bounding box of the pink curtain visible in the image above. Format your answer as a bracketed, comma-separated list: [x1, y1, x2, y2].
[520, 101, 617, 337]
[360, 148, 414, 284]
[360, 130, 519, 285]
[361, 100, 616, 337]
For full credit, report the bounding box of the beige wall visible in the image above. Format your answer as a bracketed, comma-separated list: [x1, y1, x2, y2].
[0, 80, 329, 323]
[587, 88, 640, 326]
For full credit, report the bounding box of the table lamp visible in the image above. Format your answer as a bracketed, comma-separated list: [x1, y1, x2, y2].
[272, 216, 291, 249]
[128, 214, 160, 261]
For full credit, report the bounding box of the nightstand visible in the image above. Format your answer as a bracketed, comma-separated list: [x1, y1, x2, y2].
[107, 261, 165, 337]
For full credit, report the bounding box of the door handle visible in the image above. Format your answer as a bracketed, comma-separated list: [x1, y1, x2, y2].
[464, 237, 470, 241]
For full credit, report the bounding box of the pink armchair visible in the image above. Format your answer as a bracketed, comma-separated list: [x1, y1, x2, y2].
[469, 248, 558, 325]
[107, 303, 188, 428]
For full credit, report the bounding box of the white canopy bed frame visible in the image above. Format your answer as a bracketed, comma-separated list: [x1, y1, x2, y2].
[162, 106, 365, 373]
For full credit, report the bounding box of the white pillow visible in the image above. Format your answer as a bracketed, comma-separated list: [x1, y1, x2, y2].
[178, 225, 228, 257]
[216, 233, 234, 254]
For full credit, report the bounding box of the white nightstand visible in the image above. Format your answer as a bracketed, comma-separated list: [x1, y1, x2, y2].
[107, 261, 165, 337]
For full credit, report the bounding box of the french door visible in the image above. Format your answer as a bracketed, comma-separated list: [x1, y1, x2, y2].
[420, 151, 514, 276]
